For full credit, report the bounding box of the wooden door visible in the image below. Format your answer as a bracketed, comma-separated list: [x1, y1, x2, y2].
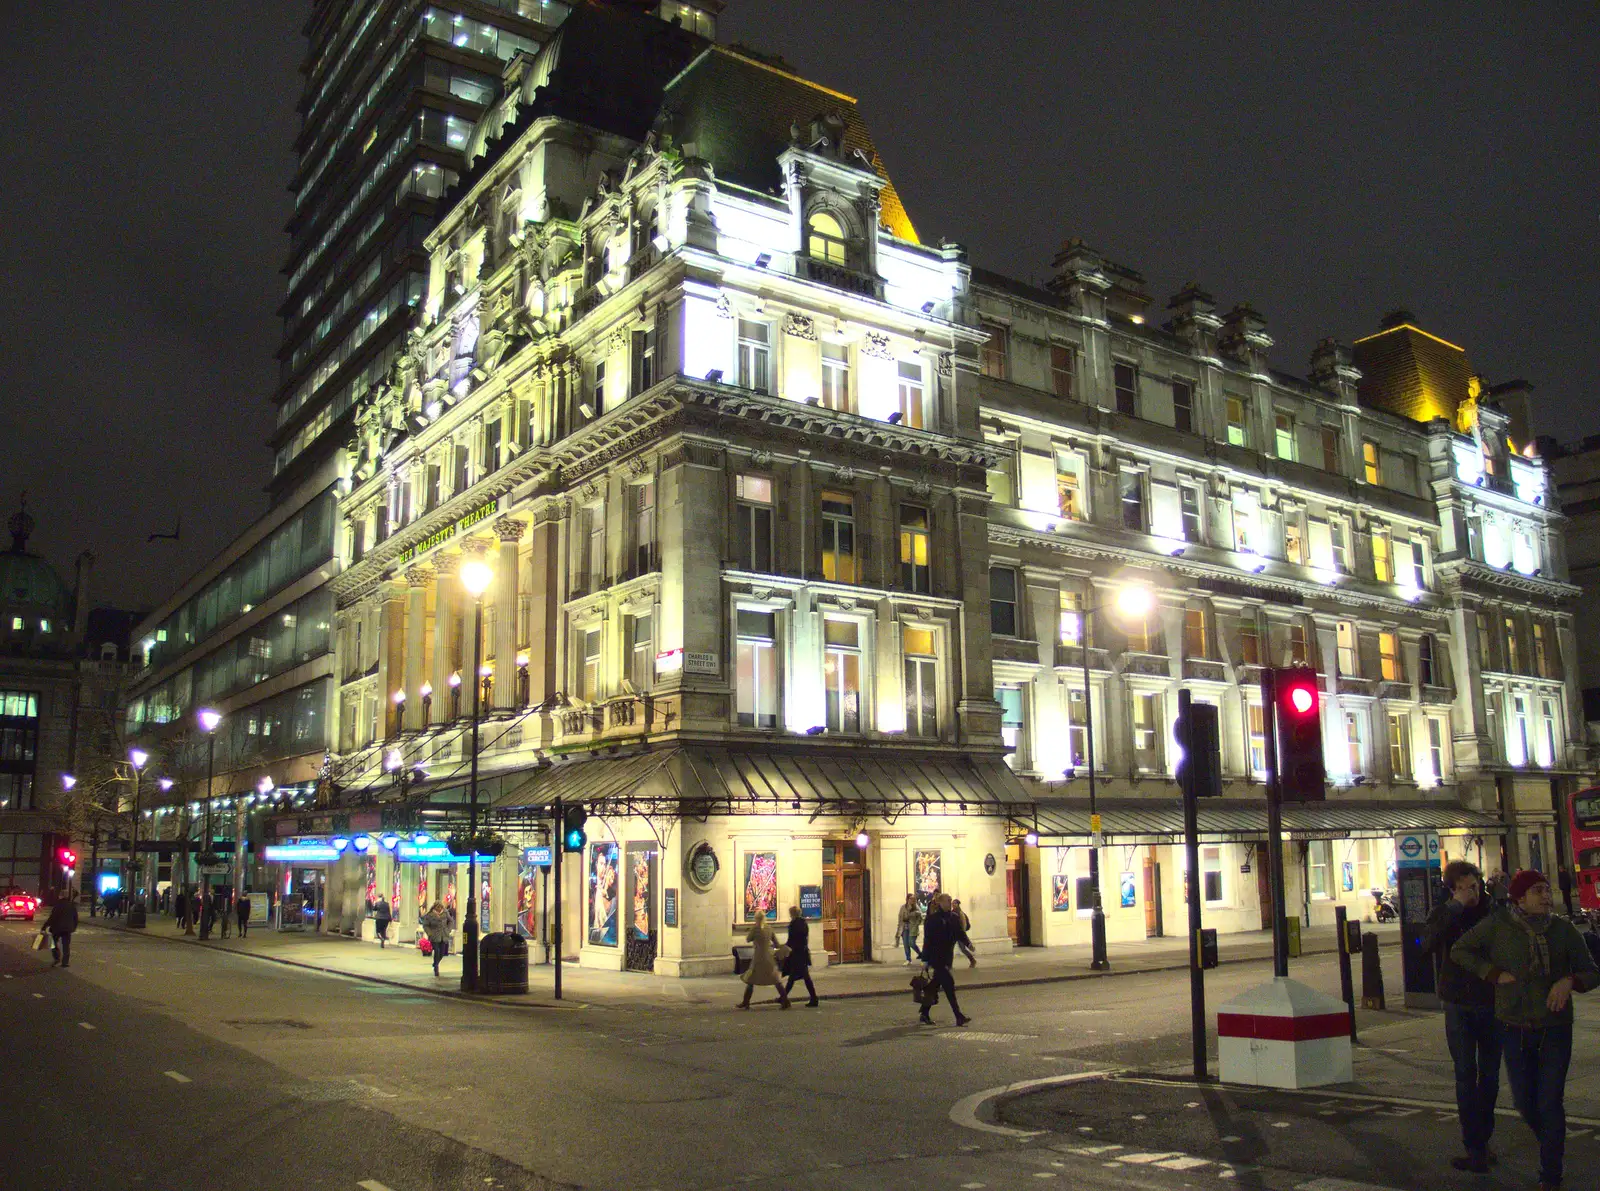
[1005, 864, 1020, 943]
[822, 840, 867, 963]
[1142, 847, 1161, 938]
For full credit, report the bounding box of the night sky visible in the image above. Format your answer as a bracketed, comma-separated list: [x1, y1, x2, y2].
[3, 2, 1594, 611]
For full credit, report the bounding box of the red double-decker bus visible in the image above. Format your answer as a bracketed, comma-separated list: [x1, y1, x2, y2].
[1569, 787, 1600, 914]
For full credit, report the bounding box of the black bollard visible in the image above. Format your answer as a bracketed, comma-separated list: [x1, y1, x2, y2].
[1360, 930, 1386, 1011]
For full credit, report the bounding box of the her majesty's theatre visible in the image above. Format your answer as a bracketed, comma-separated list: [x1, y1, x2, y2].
[142, 3, 1581, 972]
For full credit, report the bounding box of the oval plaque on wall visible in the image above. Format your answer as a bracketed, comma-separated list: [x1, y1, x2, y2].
[686, 841, 720, 892]
[984, 853, 997, 876]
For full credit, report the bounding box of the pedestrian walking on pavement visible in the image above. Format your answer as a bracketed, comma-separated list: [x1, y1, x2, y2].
[373, 895, 392, 948]
[780, 905, 818, 1007]
[895, 894, 923, 964]
[1453, 868, 1599, 1191]
[917, 893, 972, 1027]
[215, 889, 232, 938]
[236, 891, 252, 938]
[421, 901, 451, 976]
[174, 889, 187, 929]
[1423, 859, 1499, 1173]
[42, 891, 79, 968]
[737, 914, 790, 1010]
[951, 898, 978, 967]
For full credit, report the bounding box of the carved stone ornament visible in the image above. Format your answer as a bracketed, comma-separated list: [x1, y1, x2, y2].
[912, 476, 933, 498]
[627, 455, 650, 477]
[750, 450, 773, 469]
[715, 293, 734, 319]
[783, 313, 819, 341]
[581, 480, 600, 502]
[833, 466, 858, 484]
[405, 565, 435, 587]
[936, 352, 954, 378]
[862, 331, 893, 359]
[493, 516, 526, 543]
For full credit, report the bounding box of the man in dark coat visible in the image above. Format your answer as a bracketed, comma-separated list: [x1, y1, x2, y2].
[1454, 869, 1599, 1191]
[42, 892, 79, 968]
[780, 905, 818, 1007]
[1423, 860, 1498, 1172]
[916, 893, 973, 1027]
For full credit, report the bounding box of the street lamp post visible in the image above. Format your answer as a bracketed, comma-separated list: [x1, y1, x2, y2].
[128, 750, 148, 913]
[1077, 583, 1154, 972]
[458, 556, 494, 993]
[196, 709, 222, 939]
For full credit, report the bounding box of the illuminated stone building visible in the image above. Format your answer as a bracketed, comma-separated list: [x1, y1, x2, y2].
[137, 2, 1586, 961]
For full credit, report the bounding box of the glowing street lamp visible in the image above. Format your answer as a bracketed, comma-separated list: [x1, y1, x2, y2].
[458, 554, 494, 993]
[61, 774, 76, 791]
[196, 709, 222, 938]
[1073, 582, 1154, 972]
[126, 747, 150, 919]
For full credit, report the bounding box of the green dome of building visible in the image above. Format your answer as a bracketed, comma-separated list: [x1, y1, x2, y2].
[1, 502, 75, 643]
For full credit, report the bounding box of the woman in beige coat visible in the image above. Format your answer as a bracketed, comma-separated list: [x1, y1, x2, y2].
[738, 914, 791, 1009]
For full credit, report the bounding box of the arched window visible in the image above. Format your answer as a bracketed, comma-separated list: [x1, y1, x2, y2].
[807, 210, 849, 265]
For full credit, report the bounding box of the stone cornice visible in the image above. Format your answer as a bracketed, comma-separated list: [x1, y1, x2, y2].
[1438, 559, 1579, 604]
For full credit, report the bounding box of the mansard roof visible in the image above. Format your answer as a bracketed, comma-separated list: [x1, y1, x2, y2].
[662, 46, 919, 243]
[1353, 316, 1474, 426]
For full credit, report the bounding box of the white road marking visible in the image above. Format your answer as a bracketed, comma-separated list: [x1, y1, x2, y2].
[960, 1184, 985, 1189]
[31, 992, 43, 999]
[77, 1022, 95, 1030]
[1295, 1180, 1407, 1191]
[948, 1071, 1106, 1139]
[357, 1182, 395, 1191]
[1155, 1155, 1213, 1170]
[1116, 1152, 1184, 1165]
[162, 1070, 191, 1083]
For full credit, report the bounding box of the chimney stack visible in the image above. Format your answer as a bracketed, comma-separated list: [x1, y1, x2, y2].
[72, 551, 94, 645]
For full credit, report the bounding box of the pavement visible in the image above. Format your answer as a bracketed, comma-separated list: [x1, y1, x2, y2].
[80, 910, 1400, 1009]
[4, 914, 1595, 1191]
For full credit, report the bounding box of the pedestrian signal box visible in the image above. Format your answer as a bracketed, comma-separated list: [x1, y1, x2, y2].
[1271, 666, 1326, 801]
[561, 805, 588, 853]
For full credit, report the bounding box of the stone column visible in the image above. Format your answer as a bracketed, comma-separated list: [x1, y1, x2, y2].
[493, 517, 526, 709]
[460, 536, 492, 709]
[526, 502, 562, 707]
[403, 566, 432, 731]
[376, 580, 407, 740]
[432, 554, 459, 723]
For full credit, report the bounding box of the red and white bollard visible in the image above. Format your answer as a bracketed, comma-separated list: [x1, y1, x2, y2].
[1217, 977, 1353, 1088]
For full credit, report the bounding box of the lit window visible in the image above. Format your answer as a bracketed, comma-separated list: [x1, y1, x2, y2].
[1346, 711, 1365, 775]
[1541, 698, 1559, 767]
[1060, 588, 1085, 646]
[1389, 713, 1412, 779]
[1289, 622, 1310, 666]
[823, 619, 863, 733]
[899, 505, 930, 593]
[1274, 412, 1296, 460]
[1131, 692, 1162, 772]
[735, 610, 778, 728]
[8, 618, 19, 631]
[1309, 841, 1332, 899]
[896, 360, 925, 429]
[821, 343, 850, 411]
[579, 628, 601, 702]
[1336, 621, 1358, 676]
[903, 627, 938, 739]
[997, 686, 1025, 769]
[1066, 686, 1088, 767]
[628, 614, 653, 693]
[1248, 703, 1266, 774]
[1533, 623, 1551, 678]
[1056, 453, 1085, 521]
[39, 620, 50, 634]
[1226, 397, 1248, 447]
[1183, 606, 1209, 659]
[1427, 718, 1446, 782]
[1330, 519, 1349, 572]
[1379, 631, 1402, 681]
[1363, 439, 1381, 485]
[806, 210, 849, 265]
[1503, 616, 1520, 673]
[1239, 614, 1262, 667]
[1114, 362, 1138, 416]
[1372, 527, 1393, 582]
[1284, 518, 1305, 564]
[820, 491, 857, 583]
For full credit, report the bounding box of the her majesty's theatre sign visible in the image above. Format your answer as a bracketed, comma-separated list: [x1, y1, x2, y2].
[394, 500, 499, 566]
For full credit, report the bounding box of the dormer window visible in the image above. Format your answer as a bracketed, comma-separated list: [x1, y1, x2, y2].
[807, 210, 850, 266]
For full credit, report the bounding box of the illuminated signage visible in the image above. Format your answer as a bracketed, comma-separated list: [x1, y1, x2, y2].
[394, 500, 500, 566]
[264, 844, 341, 863]
[523, 846, 552, 866]
[397, 841, 480, 863]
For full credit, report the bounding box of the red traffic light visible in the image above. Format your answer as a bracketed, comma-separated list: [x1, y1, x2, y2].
[58, 848, 76, 866]
[1269, 667, 1326, 802]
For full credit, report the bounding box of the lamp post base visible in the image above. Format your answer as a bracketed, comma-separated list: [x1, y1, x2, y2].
[1090, 908, 1110, 970]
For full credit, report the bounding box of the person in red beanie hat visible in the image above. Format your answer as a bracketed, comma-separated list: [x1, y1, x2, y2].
[1454, 869, 1598, 1190]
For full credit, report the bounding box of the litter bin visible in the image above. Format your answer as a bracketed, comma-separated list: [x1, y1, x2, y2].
[127, 902, 147, 929]
[732, 945, 753, 975]
[479, 931, 529, 994]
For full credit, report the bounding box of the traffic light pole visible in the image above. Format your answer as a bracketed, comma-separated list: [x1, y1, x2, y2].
[553, 795, 563, 1002]
[1260, 670, 1290, 978]
[1178, 689, 1207, 1081]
